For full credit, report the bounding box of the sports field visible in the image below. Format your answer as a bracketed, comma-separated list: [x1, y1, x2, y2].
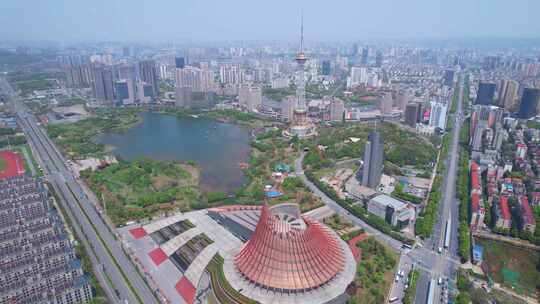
[0, 150, 25, 179]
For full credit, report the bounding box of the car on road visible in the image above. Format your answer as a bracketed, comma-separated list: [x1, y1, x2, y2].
[437, 246, 443, 254]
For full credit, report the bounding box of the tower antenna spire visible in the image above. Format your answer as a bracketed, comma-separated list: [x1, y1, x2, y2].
[300, 10, 304, 53]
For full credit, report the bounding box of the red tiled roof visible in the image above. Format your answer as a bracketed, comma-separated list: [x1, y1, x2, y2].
[471, 162, 480, 190]
[175, 277, 196, 304]
[148, 248, 168, 266]
[499, 196, 511, 220]
[129, 227, 147, 239]
[471, 193, 480, 213]
[235, 204, 345, 291]
[520, 197, 535, 225]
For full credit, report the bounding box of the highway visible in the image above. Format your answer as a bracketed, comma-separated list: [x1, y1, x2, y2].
[1, 78, 159, 304]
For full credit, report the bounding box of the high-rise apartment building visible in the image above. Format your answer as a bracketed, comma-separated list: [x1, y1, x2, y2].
[175, 66, 215, 93]
[92, 66, 115, 104]
[348, 66, 368, 87]
[238, 85, 262, 112]
[362, 131, 383, 189]
[219, 64, 244, 85]
[498, 79, 519, 110]
[138, 60, 159, 96]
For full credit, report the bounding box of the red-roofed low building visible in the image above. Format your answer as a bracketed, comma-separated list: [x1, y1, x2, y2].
[471, 193, 481, 228]
[520, 196, 536, 233]
[470, 162, 482, 194]
[516, 143, 527, 159]
[495, 196, 511, 229]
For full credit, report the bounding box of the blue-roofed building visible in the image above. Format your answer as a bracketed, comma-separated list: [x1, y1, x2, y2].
[473, 244, 484, 265]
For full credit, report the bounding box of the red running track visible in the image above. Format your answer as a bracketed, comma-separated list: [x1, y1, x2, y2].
[0, 150, 25, 179]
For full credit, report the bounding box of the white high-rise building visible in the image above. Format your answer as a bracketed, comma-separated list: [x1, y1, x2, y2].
[175, 66, 215, 92]
[219, 64, 244, 85]
[429, 101, 448, 130]
[348, 66, 368, 87]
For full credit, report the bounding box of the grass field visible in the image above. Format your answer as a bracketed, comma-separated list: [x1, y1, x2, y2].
[0, 156, 5, 171]
[81, 158, 202, 225]
[476, 238, 540, 297]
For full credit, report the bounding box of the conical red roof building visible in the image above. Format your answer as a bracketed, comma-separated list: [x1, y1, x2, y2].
[234, 203, 346, 292]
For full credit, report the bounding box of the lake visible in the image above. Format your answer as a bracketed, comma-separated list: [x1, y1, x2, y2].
[97, 112, 251, 193]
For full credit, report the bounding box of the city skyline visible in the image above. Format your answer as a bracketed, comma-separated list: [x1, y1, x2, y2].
[2, 0, 540, 42]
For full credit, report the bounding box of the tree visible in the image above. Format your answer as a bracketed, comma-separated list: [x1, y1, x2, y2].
[455, 292, 471, 304]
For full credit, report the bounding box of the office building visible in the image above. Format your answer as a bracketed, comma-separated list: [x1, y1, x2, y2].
[114, 79, 135, 105]
[360, 47, 369, 65]
[92, 66, 115, 104]
[321, 60, 331, 76]
[375, 51, 383, 67]
[238, 85, 262, 112]
[0, 176, 93, 304]
[475, 81, 496, 105]
[366, 194, 414, 227]
[498, 79, 519, 110]
[443, 69, 455, 87]
[404, 103, 420, 127]
[518, 88, 540, 119]
[138, 60, 159, 96]
[362, 131, 383, 188]
[175, 57, 185, 69]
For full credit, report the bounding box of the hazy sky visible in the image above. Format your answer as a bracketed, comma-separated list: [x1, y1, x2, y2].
[1, 0, 539, 42]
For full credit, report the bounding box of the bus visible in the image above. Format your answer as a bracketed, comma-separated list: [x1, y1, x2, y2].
[444, 218, 451, 249]
[426, 279, 436, 304]
[389, 296, 399, 303]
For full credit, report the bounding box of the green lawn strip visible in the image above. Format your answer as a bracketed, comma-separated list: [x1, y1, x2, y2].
[402, 269, 419, 304]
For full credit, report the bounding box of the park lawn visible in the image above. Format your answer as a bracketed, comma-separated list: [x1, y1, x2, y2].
[47, 108, 142, 158]
[476, 238, 540, 298]
[348, 237, 399, 304]
[81, 158, 202, 225]
[315, 122, 437, 173]
[238, 129, 323, 212]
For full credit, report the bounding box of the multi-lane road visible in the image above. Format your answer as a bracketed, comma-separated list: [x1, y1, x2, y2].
[414, 78, 465, 304]
[1, 78, 159, 304]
